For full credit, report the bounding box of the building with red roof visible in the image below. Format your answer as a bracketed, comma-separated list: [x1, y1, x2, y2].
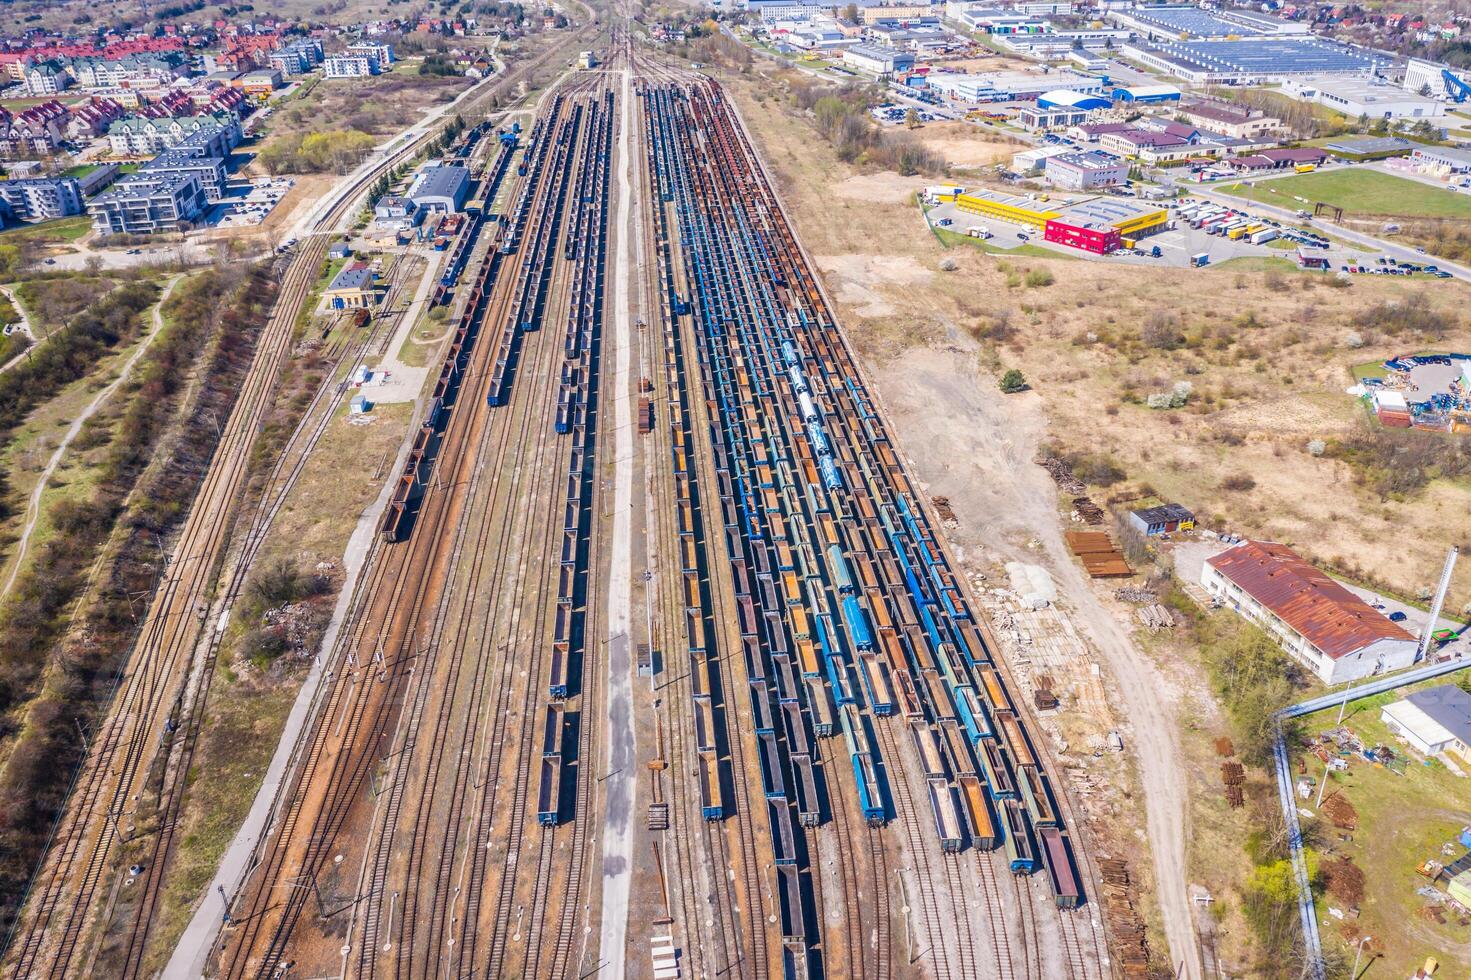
[1202, 540, 1418, 684]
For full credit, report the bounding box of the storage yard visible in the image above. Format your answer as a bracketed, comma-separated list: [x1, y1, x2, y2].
[1356, 352, 1471, 433]
[1289, 673, 1471, 979]
[84, 42, 1111, 980]
[724, 49, 1471, 975]
[11, 0, 1471, 975]
[924, 187, 1375, 269]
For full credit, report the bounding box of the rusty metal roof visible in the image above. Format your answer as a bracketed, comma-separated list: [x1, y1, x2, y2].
[1207, 540, 1414, 660]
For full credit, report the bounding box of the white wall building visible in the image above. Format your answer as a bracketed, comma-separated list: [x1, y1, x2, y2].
[1381, 686, 1471, 762]
[324, 55, 378, 78]
[926, 69, 1104, 102]
[1404, 58, 1471, 101]
[1202, 540, 1418, 685]
[1283, 76, 1445, 121]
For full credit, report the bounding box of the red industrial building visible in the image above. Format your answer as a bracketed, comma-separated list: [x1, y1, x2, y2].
[1043, 219, 1121, 254]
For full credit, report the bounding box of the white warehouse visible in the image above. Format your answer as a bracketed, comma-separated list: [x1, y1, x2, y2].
[842, 44, 915, 77]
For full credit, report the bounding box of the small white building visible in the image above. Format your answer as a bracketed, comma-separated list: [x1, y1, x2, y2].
[1202, 540, 1418, 685]
[1381, 685, 1471, 762]
[842, 44, 914, 77]
[1011, 144, 1073, 172]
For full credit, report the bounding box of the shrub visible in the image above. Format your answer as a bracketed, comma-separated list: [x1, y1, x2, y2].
[1063, 450, 1125, 487]
[1352, 293, 1450, 340]
[1141, 311, 1184, 351]
[1024, 268, 1054, 288]
[1221, 474, 1256, 492]
[998, 368, 1027, 393]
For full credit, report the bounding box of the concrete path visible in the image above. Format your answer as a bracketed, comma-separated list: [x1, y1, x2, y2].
[160, 88, 498, 973]
[597, 65, 638, 980]
[161, 430, 409, 980]
[0, 275, 181, 601]
[0, 283, 37, 376]
[367, 247, 448, 405]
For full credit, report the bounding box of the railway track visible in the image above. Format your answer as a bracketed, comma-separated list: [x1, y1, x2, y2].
[110, 296, 398, 977]
[208, 67, 622, 979]
[0, 59, 514, 975]
[633, 52, 1107, 980]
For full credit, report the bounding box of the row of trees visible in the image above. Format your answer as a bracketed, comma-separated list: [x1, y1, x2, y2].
[257, 129, 378, 175]
[0, 264, 278, 936]
[800, 84, 946, 176]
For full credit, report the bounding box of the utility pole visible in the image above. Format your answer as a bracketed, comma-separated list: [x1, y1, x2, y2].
[1417, 546, 1460, 662]
[1349, 935, 1372, 980]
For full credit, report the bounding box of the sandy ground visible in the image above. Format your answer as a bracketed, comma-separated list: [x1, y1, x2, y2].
[711, 66, 1471, 978]
[915, 120, 1020, 169]
[867, 347, 1204, 978]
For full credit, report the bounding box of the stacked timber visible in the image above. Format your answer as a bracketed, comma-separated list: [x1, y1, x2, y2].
[1065, 531, 1132, 578]
[1098, 857, 1152, 977]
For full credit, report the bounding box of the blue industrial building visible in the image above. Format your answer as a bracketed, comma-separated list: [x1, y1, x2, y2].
[1036, 89, 1111, 111]
[1111, 84, 1182, 104]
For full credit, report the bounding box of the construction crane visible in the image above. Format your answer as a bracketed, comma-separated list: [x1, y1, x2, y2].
[1441, 68, 1471, 103]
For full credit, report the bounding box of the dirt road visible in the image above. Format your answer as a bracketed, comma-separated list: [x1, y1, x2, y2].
[865, 345, 1203, 980]
[0, 275, 181, 600]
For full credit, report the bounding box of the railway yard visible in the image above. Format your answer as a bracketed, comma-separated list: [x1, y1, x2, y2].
[0, 32, 1114, 980]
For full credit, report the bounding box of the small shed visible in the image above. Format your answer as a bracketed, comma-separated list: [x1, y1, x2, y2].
[1373, 389, 1411, 428]
[350, 394, 371, 415]
[1296, 250, 1332, 271]
[1128, 503, 1195, 537]
[328, 241, 352, 260]
[1449, 869, 1471, 908]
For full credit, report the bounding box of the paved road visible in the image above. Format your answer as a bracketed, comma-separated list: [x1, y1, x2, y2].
[0, 283, 36, 375]
[597, 64, 638, 979]
[1188, 181, 1471, 282]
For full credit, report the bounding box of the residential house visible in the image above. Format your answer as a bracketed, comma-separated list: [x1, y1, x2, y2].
[0, 176, 84, 219]
[1381, 685, 1471, 762]
[24, 61, 71, 97]
[89, 171, 208, 234]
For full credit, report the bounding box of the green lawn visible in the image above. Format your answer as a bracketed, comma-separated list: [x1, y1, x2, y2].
[1293, 671, 1471, 978]
[1221, 169, 1471, 220]
[1209, 255, 1300, 273]
[0, 215, 93, 244]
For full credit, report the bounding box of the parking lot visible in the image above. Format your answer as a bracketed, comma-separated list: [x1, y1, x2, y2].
[923, 193, 1396, 272]
[212, 176, 295, 228]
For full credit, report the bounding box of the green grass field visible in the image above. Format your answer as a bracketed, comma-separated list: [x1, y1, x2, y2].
[0, 215, 93, 244]
[1222, 169, 1471, 220]
[1209, 255, 1299, 272]
[1293, 670, 1471, 978]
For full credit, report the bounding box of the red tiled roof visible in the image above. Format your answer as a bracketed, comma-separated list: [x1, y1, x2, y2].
[1207, 540, 1414, 659]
